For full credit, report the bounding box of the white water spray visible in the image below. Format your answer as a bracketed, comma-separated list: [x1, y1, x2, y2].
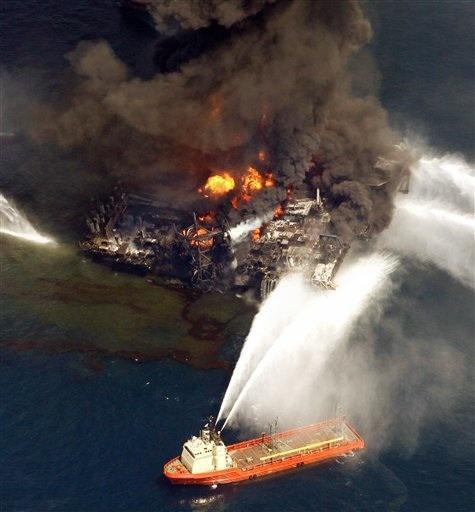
[409, 155, 474, 212]
[218, 252, 398, 431]
[0, 193, 54, 245]
[379, 153, 474, 288]
[228, 212, 273, 244]
[217, 273, 314, 423]
[1, 73, 53, 246]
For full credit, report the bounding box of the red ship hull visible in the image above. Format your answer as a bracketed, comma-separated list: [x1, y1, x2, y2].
[164, 419, 364, 485]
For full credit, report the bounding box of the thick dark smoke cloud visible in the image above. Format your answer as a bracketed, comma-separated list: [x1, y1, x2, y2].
[29, 0, 408, 238]
[149, 0, 276, 30]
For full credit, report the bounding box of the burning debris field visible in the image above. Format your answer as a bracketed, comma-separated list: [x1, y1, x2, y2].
[80, 150, 408, 300]
[80, 183, 349, 299]
[30, 0, 412, 301]
[1, 0, 473, 508]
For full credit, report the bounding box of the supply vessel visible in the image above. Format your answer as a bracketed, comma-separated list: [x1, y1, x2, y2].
[163, 417, 364, 485]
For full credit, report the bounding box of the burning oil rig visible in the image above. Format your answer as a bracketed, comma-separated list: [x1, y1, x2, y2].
[80, 179, 347, 299]
[80, 187, 231, 289]
[233, 192, 347, 298]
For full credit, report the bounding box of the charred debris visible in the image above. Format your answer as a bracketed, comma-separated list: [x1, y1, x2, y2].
[79, 185, 350, 300]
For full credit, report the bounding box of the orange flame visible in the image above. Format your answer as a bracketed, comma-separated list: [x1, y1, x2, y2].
[251, 228, 261, 242]
[273, 204, 284, 219]
[199, 172, 235, 197]
[199, 166, 275, 208]
[241, 166, 275, 202]
[183, 226, 214, 250]
[192, 227, 214, 249]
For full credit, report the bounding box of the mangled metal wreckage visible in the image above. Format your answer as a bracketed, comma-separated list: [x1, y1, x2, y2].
[80, 187, 347, 300]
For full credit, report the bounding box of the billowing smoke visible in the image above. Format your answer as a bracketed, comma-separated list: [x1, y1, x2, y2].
[218, 252, 399, 429]
[149, 0, 277, 30]
[379, 152, 475, 288]
[28, 0, 406, 238]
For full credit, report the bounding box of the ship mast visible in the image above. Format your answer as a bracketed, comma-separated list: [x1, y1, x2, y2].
[267, 417, 279, 451]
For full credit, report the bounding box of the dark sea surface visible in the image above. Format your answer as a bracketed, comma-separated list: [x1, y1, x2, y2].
[0, 1, 474, 511]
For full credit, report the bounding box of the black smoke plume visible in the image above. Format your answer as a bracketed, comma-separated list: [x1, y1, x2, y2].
[29, 0, 408, 239]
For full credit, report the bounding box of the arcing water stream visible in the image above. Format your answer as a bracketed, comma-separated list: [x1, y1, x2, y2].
[1, 72, 53, 246]
[218, 151, 474, 433]
[218, 252, 399, 430]
[408, 155, 474, 211]
[0, 193, 53, 245]
[379, 153, 475, 288]
[228, 212, 273, 244]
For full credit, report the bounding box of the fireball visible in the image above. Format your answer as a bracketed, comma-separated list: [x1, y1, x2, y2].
[241, 166, 275, 201]
[200, 172, 236, 197]
[198, 166, 275, 207]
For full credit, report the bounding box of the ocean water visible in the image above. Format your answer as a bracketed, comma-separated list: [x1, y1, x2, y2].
[0, 1, 474, 511]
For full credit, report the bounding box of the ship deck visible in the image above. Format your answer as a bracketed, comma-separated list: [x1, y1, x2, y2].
[229, 420, 359, 470]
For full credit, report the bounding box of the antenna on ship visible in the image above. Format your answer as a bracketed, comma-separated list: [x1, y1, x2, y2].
[207, 415, 222, 443]
[207, 415, 215, 429]
[267, 417, 279, 450]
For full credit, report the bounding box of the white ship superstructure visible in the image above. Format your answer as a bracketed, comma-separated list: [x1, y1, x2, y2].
[180, 423, 233, 474]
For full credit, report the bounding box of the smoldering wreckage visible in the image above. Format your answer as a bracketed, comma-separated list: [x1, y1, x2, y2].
[80, 155, 409, 300]
[45, 0, 410, 300]
[81, 181, 345, 299]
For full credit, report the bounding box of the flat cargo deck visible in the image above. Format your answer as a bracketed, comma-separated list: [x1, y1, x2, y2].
[163, 418, 364, 485]
[230, 420, 358, 470]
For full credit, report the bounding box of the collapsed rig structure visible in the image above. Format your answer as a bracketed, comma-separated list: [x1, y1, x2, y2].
[80, 185, 347, 299]
[234, 192, 347, 298]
